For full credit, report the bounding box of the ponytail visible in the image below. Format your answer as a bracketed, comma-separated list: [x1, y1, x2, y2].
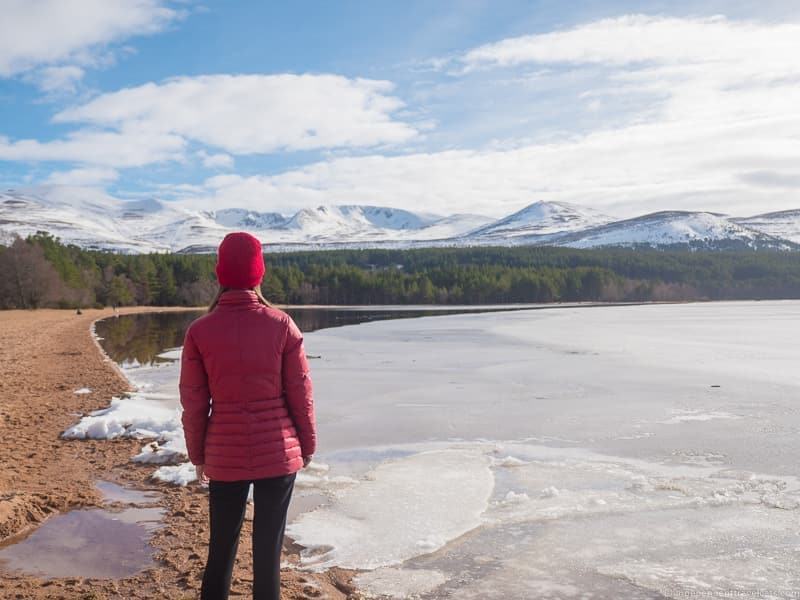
[208, 285, 273, 313]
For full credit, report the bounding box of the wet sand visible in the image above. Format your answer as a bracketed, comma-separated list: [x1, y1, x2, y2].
[0, 307, 356, 599]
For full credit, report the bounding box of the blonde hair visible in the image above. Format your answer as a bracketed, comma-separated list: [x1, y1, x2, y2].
[208, 285, 273, 313]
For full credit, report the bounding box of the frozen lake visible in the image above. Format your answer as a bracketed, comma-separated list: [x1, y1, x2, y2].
[71, 302, 800, 598]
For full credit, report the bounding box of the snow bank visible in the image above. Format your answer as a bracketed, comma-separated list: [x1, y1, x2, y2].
[63, 392, 191, 481]
[152, 462, 196, 486]
[132, 434, 187, 465]
[62, 396, 180, 440]
[287, 449, 494, 570]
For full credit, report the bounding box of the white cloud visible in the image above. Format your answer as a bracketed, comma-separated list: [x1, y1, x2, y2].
[169, 17, 800, 218]
[26, 65, 86, 93]
[46, 167, 119, 186]
[274, 13, 795, 217]
[174, 16, 796, 218]
[0, 73, 416, 169]
[174, 97, 800, 218]
[460, 15, 800, 72]
[452, 15, 800, 142]
[53, 74, 418, 154]
[0, 0, 180, 77]
[16, 13, 800, 219]
[0, 127, 185, 167]
[196, 150, 234, 169]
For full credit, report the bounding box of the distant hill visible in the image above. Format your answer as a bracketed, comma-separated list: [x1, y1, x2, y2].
[555, 211, 797, 251]
[2, 188, 798, 253]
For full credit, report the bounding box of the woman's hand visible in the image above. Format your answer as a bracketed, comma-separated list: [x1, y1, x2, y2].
[195, 464, 210, 485]
[302, 455, 313, 468]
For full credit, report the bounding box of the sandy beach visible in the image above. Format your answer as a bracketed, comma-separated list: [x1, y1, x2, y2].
[0, 307, 356, 599]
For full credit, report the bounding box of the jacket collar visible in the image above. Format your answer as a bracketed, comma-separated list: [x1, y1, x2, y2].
[217, 289, 260, 306]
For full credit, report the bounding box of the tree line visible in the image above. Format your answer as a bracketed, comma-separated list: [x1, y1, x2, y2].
[3, 232, 800, 309]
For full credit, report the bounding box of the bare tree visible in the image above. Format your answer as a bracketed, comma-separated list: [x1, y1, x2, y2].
[0, 237, 64, 308]
[177, 278, 218, 306]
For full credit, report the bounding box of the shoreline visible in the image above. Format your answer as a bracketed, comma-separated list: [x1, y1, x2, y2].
[0, 307, 357, 599]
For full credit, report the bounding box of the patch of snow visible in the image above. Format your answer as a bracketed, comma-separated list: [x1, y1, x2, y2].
[502, 491, 530, 504]
[540, 486, 560, 498]
[152, 462, 196, 486]
[132, 435, 187, 465]
[491, 455, 528, 468]
[156, 348, 182, 361]
[62, 396, 181, 440]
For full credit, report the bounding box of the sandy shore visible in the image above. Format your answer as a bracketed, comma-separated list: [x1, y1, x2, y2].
[0, 307, 356, 599]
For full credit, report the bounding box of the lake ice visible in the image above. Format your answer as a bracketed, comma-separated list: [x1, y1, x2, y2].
[67, 302, 800, 598]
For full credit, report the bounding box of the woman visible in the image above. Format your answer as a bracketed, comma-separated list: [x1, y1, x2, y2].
[179, 231, 316, 600]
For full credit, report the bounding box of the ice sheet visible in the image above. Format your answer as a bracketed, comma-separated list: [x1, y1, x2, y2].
[355, 567, 448, 599]
[367, 440, 800, 599]
[304, 301, 800, 475]
[286, 449, 494, 570]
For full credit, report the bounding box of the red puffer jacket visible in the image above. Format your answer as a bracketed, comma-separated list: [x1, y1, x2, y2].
[179, 289, 316, 481]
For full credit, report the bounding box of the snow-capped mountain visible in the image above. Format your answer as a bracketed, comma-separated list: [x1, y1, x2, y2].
[0, 188, 235, 252]
[3, 188, 800, 253]
[554, 211, 796, 250]
[732, 210, 800, 244]
[209, 208, 286, 230]
[0, 188, 170, 252]
[465, 201, 614, 243]
[0, 188, 492, 252]
[280, 205, 444, 239]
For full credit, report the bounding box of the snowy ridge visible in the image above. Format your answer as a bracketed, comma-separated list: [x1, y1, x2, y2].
[732, 209, 800, 244]
[466, 200, 614, 242]
[0, 188, 492, 252]
[2, 187, 800, 252]
[554, 211, 796, 250]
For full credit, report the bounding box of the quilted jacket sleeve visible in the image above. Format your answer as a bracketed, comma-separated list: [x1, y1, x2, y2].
[179, 327, 211, 465]
[282, 316, 316, 457]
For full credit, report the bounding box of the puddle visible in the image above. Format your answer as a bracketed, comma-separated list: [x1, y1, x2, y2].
[0, 506, 164, 579]
[96, 480, 160, 505]
[0, 480, 165, 580]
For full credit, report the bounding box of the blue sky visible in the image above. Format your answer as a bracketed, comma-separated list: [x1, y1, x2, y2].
[1, 0, 800, 217]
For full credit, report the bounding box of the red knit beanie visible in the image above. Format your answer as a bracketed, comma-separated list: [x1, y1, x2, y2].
[215, 232, 266, 288]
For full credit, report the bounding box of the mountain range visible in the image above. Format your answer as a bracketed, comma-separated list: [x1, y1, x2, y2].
[2, 188, 799, 253]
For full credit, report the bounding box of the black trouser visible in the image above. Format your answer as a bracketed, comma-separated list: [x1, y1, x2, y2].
[201, 472, 296, 600]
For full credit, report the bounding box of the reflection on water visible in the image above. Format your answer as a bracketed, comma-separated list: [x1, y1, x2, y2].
[96, 480, 160, 505]
[95, 306, 521, 365]
[0, 507, 163, 579]
[95, 311, 202, 365]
